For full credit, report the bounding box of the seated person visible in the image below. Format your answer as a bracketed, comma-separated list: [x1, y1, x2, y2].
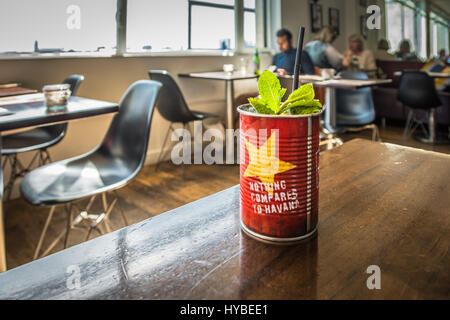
[438, 49, 449, 64]
[374, 39, 396, 61]
[305, 26, 343, 71]
[342, 34, 377, 77]
[272, 28, 315, 76]
[396, 40, 419, 61]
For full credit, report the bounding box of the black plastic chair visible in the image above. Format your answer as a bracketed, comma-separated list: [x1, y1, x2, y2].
[397, 71, 442, 142]
[2, 75, 84, 200]
[148, 70, 218, 169]
[20, 80, 162, 259]
[333, 71, 380, 141]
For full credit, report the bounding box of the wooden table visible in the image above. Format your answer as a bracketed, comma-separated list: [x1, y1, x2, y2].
[0, 139, 448, 299]
[0, 87, 37, 98]
[0, 93, 119, 272]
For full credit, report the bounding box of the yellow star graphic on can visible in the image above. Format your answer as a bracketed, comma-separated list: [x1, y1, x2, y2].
[244, 131, 296, 193]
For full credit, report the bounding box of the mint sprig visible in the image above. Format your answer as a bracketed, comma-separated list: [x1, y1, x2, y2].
[248, 70, 322, 115]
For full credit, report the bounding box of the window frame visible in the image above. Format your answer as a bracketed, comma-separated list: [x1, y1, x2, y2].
[0, 0, 270, 59]
[385, 0, 449, 59]
[187, 0, 258, 50]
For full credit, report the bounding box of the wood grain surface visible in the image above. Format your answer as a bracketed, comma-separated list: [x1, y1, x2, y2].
[0, 139, 448, 299]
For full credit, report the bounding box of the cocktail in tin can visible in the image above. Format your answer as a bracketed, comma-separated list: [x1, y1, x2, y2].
[238, 71, 323, 243]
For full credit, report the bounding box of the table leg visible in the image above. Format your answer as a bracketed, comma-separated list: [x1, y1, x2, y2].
[324, 87, 337, 133]
[225, 80, 235, 162]
[0, 134, 6, 272]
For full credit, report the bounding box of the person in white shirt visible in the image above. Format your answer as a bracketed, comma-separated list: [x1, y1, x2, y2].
[342, 34, 377, 78]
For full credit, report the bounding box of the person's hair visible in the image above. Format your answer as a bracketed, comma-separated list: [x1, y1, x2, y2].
[314, 26, 337, 44]
[348, 34, 364, 51]
[378, 39, 390, 51]
[399, 39, 411, 53]
[276, 29, 293, 41]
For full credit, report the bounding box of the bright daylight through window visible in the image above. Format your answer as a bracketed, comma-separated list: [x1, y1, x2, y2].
[0, 0, 116, 54]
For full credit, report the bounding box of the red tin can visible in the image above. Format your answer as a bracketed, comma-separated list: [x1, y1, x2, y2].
[238, 104, 322, 243]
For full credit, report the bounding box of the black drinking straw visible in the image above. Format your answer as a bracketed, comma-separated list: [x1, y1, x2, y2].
[292, 27, 306, 92]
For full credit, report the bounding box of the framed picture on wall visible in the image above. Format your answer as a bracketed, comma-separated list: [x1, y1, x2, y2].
[310, 3, 323, 33]
[360, 15, 368, 40]
[329, 8, 340, 35]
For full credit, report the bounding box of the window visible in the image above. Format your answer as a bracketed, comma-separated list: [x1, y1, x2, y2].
[187, 0, 258, 50]
[188, 0, 236, 50]
[244, 0, 256, 48]
[386, 1, 403, 54]
[0, 0, 116, 54]
[1, 0, 265, 56]
[430, 13, 449, 57]
[127, 0, 189, 52]
[385, 0, 449, 60]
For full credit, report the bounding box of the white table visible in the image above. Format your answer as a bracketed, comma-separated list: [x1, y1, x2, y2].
[179, 71, 258, 160]
[280, 75, 392, 133]
[393, 71, 450, 78]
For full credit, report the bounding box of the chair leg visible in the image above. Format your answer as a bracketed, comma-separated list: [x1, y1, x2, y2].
[402, 109, 414, 142]
[36, 192, 125, 259]
[39, 148, 52, 166]
[4, 154, 19, 201]
[113, 190, 128, 226]
[3, 149, 47, 201]
[63, 204, 73, 249]
[372, 124, 381, 142]
[182, 123, 189, 180]
[2, 154, 9, 171]
[155, 124, 174, 171]
[33, 206, 56, 260]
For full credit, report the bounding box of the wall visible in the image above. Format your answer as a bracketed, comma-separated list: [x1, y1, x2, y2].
[278, 0, 384, 53]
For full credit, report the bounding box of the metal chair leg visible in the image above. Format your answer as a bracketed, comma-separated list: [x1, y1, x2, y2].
[36, 192, 125, 259]
[3, 148, 50, 201]
[33, 206, 56, 260]
[113, 190, 128, 226]
[402, 109, 414, 141]
[371, 124, 381, 142]
[155, 124, 174, 171]
[4, 154, 21, 201]
[63, 204, 73, 249]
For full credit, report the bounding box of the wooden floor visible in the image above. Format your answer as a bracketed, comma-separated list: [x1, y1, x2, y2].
[3, 123, 450, 270]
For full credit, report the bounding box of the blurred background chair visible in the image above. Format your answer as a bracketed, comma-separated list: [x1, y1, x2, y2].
[148, 70, 219, 170]
[397, 71, 442, 143]
[331, 70, 380, 141]
[20, 80, 161, 259]
[2, 75, 84, 200]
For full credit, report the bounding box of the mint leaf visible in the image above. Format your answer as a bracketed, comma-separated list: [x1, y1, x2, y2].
[288, 99, 322, 109]
[248, 97, 275, 115]
[249, 71, 322, 116]
[287, 82, 315, 103]
[258, 70, 285, 113]
[290, 105, 322, 115]
[289, 100, 323, 115]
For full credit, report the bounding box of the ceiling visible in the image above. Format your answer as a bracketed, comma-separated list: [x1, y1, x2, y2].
[428, 0, 450, 19]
